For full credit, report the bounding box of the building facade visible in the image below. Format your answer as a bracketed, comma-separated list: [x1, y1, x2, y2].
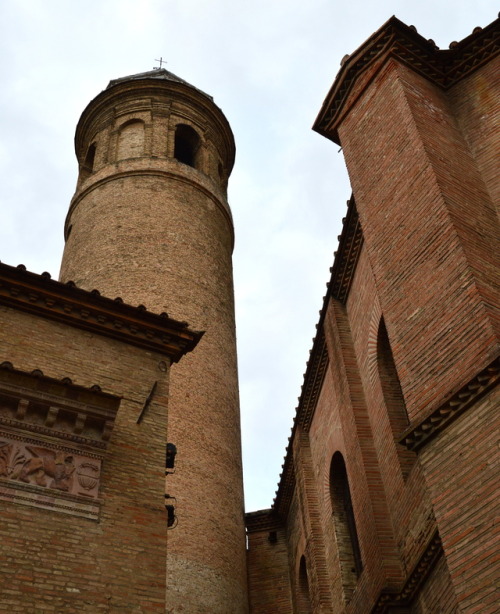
[0, 14, 498, 614]
[0, 68, 247, 613]
[246, 16, 499, 614]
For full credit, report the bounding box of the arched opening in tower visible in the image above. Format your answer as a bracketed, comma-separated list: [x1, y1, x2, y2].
[174, 124, 201, 169]
[80, 143, 96, 182]
[296, 555, 312, 613]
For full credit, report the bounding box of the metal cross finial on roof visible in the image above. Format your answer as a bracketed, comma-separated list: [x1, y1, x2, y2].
[154, 57, 167, 70]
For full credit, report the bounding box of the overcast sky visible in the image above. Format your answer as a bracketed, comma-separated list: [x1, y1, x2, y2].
[0, 1, 497, 512]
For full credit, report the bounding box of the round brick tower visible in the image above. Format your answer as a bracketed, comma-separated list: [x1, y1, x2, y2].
[59, 69, 248, 613]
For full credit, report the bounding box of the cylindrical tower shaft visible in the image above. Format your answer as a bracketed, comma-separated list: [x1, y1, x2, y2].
[59, 70, 248, 613]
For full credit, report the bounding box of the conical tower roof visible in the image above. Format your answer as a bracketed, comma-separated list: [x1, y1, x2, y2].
[107, 68, 213, 101]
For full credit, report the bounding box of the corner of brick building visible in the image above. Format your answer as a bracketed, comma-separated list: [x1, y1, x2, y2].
[0, 265, 200, 612]
[246, 16, 499, 614]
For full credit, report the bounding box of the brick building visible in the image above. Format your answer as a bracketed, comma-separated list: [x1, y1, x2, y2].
[246, 16, 499, 614]
[0, 14, 498, 614]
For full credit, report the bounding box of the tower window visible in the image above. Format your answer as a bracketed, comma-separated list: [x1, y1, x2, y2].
[377, 317, 415, 478]
[330, 452, 362, 601]
[80, 143, 96, 182]
[84, 143, 96, 172]
[174, 124, 200, 169]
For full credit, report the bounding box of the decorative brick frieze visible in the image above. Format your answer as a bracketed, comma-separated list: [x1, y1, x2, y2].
[0, 438, 102, 520]
[0, 365, 120, 520]
[371, 532, 443, 613]
[297, 331, 330, 431]
[314, 16, 500, 143]
[400, 357, 499, 452]
[330, 196, 364, 304]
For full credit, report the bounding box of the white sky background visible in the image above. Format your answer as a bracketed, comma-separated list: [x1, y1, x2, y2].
[0, 1, 497, 512]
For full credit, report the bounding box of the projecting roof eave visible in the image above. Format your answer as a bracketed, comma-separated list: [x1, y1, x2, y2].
[313, 14, 500, 144]
[0, 261, 203, 363]
[272, 195, 362, 518]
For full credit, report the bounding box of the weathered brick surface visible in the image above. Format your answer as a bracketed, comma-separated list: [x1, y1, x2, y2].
[284, 493, 308, 612]
[419, 389, 499, 612]
[0, 306, 171, 612]
[346, 250, 435, 578]
[59, 74, 248, 613]
[411, 554, 457, 614]
[339, 59, 498, 424]
[447, 58, 500, 336]
[246, 513, 293, 614]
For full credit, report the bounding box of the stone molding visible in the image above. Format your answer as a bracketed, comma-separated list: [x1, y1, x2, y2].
[314, 15, 500, 143]
[0, 261, 202, 361]
[0, 366, 121, 520]
[0, 478, 101, 521]
[400, 357, 499, 452]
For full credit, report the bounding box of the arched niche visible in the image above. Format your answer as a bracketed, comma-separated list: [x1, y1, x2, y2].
[330, 452, 362, 601]
[80, 142, 97, 182]
[117, 120, 145, 160]
[296, 555, 312, 614]
[377, 317, 415, 478]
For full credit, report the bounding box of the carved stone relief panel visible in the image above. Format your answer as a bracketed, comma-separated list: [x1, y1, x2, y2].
[0, 433, 104, 520]
[0, 366, 120, 520]
[0, 436, 101, 497]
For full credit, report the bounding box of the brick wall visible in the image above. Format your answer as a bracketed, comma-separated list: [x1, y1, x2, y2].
[0, 305, 171, 612]
[246, 512, 293, 614]
[419, 389, 499, 612]
[411, 554, 457, 614]
[339, 59, 498, 423]
[247, 20, 499, 614]
[60, 76, 248, 613]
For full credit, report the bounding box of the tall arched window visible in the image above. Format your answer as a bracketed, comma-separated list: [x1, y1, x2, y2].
[117, 120, 145, 160]
[296, 555, 312, 614]
[377, 317, 415, 478]
[330, 452, 362, 601]
[174, 124, 201, 169]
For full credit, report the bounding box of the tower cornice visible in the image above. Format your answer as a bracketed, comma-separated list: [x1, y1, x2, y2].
[75, 76, 235, 174]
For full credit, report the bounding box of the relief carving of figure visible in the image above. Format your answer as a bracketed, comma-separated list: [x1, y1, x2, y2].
[18, 447, 75, 491]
